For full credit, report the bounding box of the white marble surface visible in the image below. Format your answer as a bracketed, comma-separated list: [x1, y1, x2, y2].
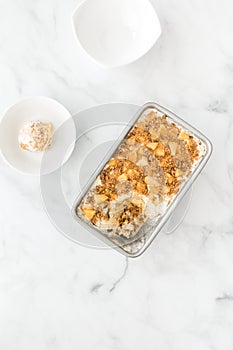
[0, 0, 233, 349]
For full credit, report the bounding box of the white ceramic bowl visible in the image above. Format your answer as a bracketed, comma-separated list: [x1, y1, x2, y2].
[72, 0, 161, 68]
[0, 97, 76, 175]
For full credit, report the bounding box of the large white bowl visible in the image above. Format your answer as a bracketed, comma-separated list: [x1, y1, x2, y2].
[72, 0, 161, 68]
[0, 97, 76, 175]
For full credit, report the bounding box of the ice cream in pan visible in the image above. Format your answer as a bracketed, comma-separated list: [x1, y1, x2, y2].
[73, 103, 212, 256]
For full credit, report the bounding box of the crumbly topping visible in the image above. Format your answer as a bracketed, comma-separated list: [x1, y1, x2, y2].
[127, 131, 180, 196]
[76, 109, 203, 240]
[99, 158, 148, 197]
[18, 120, 53, 152]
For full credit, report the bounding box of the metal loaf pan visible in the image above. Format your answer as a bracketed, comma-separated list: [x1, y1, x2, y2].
[72, 102, 213, 257]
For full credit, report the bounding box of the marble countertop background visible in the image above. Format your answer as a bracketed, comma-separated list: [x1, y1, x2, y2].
[0, 0, 233, 349]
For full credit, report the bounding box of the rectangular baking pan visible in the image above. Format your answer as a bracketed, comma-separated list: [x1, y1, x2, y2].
[72, 102, 213, 257]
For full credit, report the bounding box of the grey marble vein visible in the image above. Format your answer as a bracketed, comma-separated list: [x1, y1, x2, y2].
[109, 257, 128, 293]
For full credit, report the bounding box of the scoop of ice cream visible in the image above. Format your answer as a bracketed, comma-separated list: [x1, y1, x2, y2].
[18, 120, 53, 152]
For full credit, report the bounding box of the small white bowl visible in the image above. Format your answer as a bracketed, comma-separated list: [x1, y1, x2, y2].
[72, 0, 161, 68]
[0, 97, 76, 175]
